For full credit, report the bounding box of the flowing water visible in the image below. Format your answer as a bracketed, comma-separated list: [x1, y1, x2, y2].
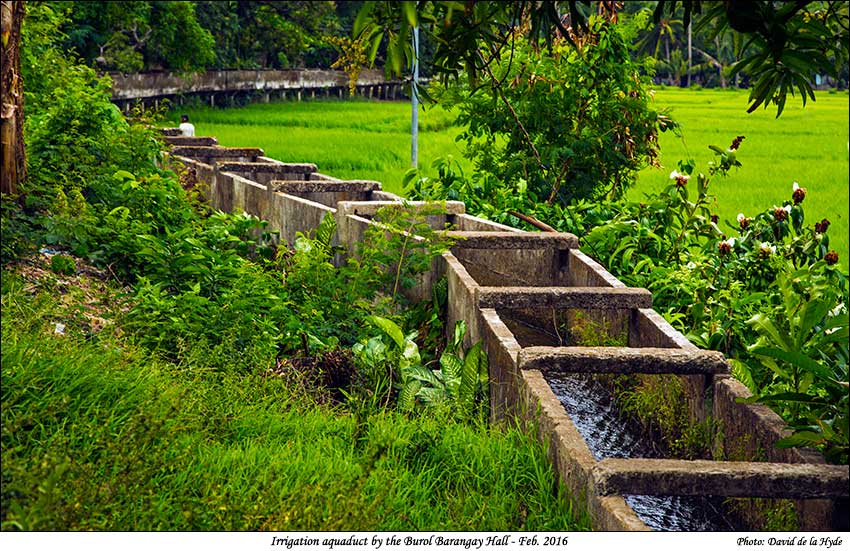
[546, 372, 737, 531]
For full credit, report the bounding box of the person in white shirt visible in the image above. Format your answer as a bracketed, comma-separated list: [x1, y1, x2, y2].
[179, 114, 195, 137]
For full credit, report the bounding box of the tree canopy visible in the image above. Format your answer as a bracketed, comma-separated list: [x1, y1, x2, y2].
[353, 0, 849, 117]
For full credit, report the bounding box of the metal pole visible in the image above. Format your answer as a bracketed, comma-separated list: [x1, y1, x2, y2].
[411, 25, 419, 169]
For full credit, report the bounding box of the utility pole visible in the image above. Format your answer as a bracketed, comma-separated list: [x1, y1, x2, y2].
[411, 24, 419, 169]
[687, 20, 692, 87]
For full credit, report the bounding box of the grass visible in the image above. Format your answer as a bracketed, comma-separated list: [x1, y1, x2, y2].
[632, 87, 849, 266]
[1, 272, 589, 531]
[173, 98, 467, 190]
[173, 87, 849, 264]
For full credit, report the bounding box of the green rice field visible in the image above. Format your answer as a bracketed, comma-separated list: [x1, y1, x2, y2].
[174, 88, 849, 265]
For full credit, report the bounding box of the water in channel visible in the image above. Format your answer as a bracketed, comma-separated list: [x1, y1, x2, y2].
[545, 372, 737, 531]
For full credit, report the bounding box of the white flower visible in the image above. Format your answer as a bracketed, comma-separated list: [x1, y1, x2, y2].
[783, 204, 792, 213]
[759, 242, 776, 255]
[737, 213, 747, 224]
[686, 261, 697, 270]
[669, 170, 690, 182]
[793, 182, 800, 192]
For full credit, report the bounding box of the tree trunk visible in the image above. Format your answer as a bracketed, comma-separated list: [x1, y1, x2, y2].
[1, 0, 26, 196]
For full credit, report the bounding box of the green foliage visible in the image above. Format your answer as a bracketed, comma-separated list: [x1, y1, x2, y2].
[435, 14, 669, 205]
[613, 375, 720, 460]
[1, 277, 588, 531]
[49, 254, 76, 276]
[575, 144, 848, 462]
[354, 316, 489, 420]
[741, 267, 849, 464]
[357, 202, 455, 297]
[53, 0, 340, 72]
[56, 0, 215, 73]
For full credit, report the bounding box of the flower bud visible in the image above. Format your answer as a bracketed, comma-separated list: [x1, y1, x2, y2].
[729, 135, 745, 151]
[792, 182, 806, 204]
[737, 213, 750, 230]
[669, 170, 690, 187]
[825, 250, 839, 265]
[773, 206, 789, 222]
[815, 218, 830, 234]
[718, 238, 735, 255]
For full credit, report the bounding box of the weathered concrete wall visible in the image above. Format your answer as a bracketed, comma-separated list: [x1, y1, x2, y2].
[167, 132, 849, 532]
[112, 68, 398, 100]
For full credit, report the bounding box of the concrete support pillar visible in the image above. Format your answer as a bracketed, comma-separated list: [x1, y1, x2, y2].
[297, 90, 302, 101]
[263, 92, 270, 103]
[210, 94, 215, 107]
[338, 87, 343, 98]
[311, 89, 315, 99]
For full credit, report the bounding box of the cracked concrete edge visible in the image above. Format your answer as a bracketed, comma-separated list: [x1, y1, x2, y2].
[445, 231, 579, 249]
[518, 346, 731, 376]
[592, 458, 850, 499]
[477, 286, 652, 310]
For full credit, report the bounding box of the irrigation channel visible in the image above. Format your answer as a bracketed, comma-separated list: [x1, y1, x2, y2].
[547, 373, 736, 531]
[501, 314, 737, 531]
[165, 136, 849, 531]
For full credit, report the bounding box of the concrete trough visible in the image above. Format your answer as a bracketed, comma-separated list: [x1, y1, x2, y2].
[270, 180, 382, 207]
[170, 145, 265, 164]
[477, 286, 652, 310]
[217, 161, 316, 185]
[592, 458, 850, 499]
[518, 346, 731, 376]
[164, 131, 847, 532]
[164, 135, 219, 146]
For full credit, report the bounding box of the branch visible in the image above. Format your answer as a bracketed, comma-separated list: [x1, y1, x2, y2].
[508, 210, 557, 232]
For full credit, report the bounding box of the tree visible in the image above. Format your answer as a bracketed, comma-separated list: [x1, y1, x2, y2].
[655, 0, 850, 116]
[353, 1, 849, 117]
[1, 0, 26, 195]
[58, 1, 215, 73]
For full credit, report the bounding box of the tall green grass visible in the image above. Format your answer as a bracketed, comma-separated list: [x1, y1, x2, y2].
[632, 87, 849, 265]
[1, 274, 589, 531]
[174, 88, 848, 264]
[176, 98, 467, 189]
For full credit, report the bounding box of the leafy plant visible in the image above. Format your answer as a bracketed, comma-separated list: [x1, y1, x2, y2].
[437, 13, 670, 205]
[354, 316, 488, 420]
[740, 266, 849, 463]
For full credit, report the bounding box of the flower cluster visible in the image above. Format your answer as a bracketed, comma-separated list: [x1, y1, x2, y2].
[792, 182, 806, 205]
[729, 135, 745, 151]
[773, 205, 791, 222]
[758, 241, 776, 258]
[815, 218, 831, 234]
[718, 237, 735, 255]
[825, 250, 839, 265]
[669, 170, 690, 187]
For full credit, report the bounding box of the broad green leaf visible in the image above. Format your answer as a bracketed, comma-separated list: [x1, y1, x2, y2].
[797, 298, 832, 349]
[399, 380, 421, 411]
[440, 352, 463, 383]
[452, 320, 467, 352]
[368, 315, 404, 349]
[417, 386, 447, 405]
[400, 1, 418, 27]
[405, 365, 441, 387]
[775, 431, 825, 448]
[749, 346, 838, 386]
[747, 313, 793, 351]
